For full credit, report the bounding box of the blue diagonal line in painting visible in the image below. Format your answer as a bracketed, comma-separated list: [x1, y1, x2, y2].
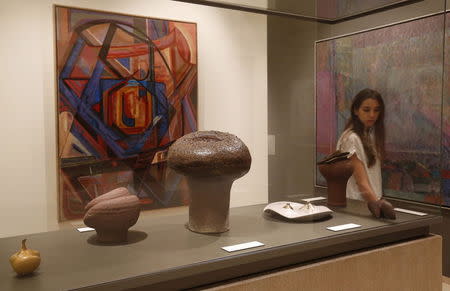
[151, 20, 160, 39]
[59, 38, 86, 111]
[182, 96, 197, 131]
[59, 80, 81, 110]
[163, 21, 168, 36]
[156, 85, 171, 140]
[124, 115, 162, 156]
[74, 102, 126, 158]
[61, 38, 85, 79]
[83, 60, 106, 106]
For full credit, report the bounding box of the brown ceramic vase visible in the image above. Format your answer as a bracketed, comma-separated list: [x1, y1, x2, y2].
[167, 131, 251, 234]
[318, 159, 354, 207]
[83, 187, 141, 243]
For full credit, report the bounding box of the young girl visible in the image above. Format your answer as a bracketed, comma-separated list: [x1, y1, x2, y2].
[336, 88, 395, 219]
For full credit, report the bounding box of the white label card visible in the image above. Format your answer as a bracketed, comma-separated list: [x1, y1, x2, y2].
[302, 196, 326, 202]
[327, 223, 361, 232]
[77, 227, 95, 232]
[222, 241, 264, 252]
[394, 208, 427, 216]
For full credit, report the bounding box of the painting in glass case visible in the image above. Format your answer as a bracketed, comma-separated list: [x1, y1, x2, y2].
[316, 12, 449, 207]
[55, 6, 198, 220]
[443, 12, 450, 207]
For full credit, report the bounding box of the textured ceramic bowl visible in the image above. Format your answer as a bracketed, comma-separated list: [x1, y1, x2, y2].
[83, 187, 141, 243]
[167, 131, 251, 233]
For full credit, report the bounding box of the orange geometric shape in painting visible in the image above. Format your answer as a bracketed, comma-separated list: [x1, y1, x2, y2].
[105, 85, 153, 135]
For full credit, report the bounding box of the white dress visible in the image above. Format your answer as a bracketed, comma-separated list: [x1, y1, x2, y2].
[336, 128, 382, 201]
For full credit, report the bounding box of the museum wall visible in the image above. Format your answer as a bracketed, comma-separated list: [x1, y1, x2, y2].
[0, 0, 268, 238]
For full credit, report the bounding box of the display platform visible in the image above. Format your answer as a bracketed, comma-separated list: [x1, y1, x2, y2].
[205, 235, 442, 291]
[0, 199, 441, 291]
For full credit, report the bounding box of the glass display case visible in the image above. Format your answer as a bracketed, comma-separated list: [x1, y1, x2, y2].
[46, 0, 450, 225]
[0, 0, 448, 289]
[257, 0, 448, 210]
[174, 0, 423, 21]
[0, 200, 442, 290]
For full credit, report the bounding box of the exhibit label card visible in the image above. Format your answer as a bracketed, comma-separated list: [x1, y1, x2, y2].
[222, 241, 264, 252]
[393, 208, 427, 216]
[77, 227, 95, 232]
[326, 223, 361, 232]
[302, 196, 326, 202]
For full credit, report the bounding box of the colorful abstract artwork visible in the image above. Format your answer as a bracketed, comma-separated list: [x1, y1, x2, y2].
[443, 12, 450, 207]
[56, 7, 197, 220]
[316, 13, 450, 207]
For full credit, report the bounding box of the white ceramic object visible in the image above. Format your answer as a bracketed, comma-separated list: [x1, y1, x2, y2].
[263, 201, 333, 221]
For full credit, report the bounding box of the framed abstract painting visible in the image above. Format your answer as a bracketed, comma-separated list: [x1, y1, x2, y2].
[55, 6, 198, 220]
[316, 12, 449, 207]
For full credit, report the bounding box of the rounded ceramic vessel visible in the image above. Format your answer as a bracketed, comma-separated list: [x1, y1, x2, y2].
[83, 187, 141, 243]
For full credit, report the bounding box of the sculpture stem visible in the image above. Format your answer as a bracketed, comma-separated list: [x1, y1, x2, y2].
[95, 228, 128, 243]
[186, 177, 233, 233]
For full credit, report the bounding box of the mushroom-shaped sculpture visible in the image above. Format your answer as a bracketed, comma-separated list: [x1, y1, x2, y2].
[167, 131, 251, 233]
[83, 187, 141, 243]
[318, 155, 353, 207]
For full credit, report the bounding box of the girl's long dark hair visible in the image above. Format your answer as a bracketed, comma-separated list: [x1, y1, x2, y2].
[344, 88, 385, 167]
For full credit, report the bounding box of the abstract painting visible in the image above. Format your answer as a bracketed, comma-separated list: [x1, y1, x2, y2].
[443, 12, 450, 207]
[316, 12, 449, 207]
[56, 6, 198, 220]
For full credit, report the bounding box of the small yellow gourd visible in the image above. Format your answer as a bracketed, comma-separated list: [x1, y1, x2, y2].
[9, 239, 41, 276]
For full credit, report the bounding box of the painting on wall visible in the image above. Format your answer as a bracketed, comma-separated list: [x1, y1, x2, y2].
[443, 12, 450, 207]
[316, 12, 449, 207]
[55, 6, 198, 220]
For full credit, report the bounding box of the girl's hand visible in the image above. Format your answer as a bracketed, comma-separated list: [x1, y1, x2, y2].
[367, 199, 396, 219]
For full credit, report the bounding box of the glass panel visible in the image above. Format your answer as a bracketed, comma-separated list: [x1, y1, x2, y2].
[52, 0, 448, 220]
[54, 1, 269, 221]
[316, 13, 445, 207]
[175, 0, 422, 21]
[268, 0, 446, 213]
[315, 0, 420, 20]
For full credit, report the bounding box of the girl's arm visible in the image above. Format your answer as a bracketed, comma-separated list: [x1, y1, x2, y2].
[349, 155, 378, 202]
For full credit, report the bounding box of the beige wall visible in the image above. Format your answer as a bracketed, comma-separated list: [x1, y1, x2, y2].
[0, 0, 268, 238]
